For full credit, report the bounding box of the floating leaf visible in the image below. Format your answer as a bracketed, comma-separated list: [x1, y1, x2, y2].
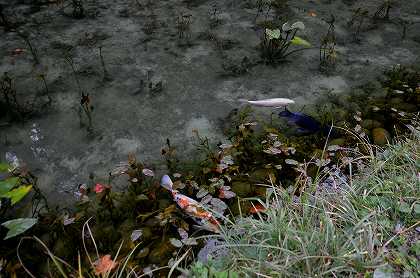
[282, 22, 292, 32]
[2, 218, 37, 240]
[291, 21, 305, 30]
[169, 238, 183, 248]
[290, 36, 311, 47]
[2, 185, 32, 205]
[130, 229, 143, 242]
[285, 159, 299, 166]
[0, 163, 9, 173]
[94, 255, 117, 276]
[182, 238, 198, 246]
[0, 177, 19, 195]
[265, 28, 281, 40]
[142, 168, 154, 177]
[196, 189, 209, 199]
[63, 217, 75, 226]
[177, 228, 188, 240]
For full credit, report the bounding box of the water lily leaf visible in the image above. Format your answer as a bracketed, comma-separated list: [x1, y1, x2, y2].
[265, 28, 281, 40]
[291, 21, 305, 30]
[0, 163, 9, 173]
[2, 218, 37, 240]
[0, 177, 19, 195]
[2, 185, 32, 205]
[290, 36, 311, 47]
[130, 229, 143, 242]
[282, 22, 292, 32]
[169, 238, 183, 248]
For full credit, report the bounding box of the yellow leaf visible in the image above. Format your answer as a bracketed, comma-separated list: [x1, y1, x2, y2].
[290, 36, 311, 47]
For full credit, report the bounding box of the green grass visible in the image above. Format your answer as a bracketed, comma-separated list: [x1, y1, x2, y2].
[187, 124, 420, 277]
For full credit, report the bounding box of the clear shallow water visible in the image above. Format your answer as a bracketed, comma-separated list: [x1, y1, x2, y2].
[1, 0, 420, 205]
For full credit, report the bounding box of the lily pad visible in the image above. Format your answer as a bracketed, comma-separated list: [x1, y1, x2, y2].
[290, 36, 311, 47]
[2, 185, 32, 205]
[2, 218, 37, 240]
[0, 177, 19, 195]
[0, 163, 9, 173]
[265, 28, 281, 40]
[291, 21, 305, 30]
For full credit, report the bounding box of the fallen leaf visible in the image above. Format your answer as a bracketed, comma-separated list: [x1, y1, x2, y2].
[250, 204, 266, 214]
[142, 169, 154, 177]
[94, 255, 117, 276]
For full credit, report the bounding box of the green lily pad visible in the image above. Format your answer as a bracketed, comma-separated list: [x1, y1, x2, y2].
[2, 185, 32, 205]
[290, 36, 311, 47]
[0, 163, 9, 173]
[0, 177, 19, 195]
[265, 28, 281, 40]
[2, 218, 37, 240]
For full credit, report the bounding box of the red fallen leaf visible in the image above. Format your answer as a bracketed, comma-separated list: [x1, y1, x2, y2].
[249, 203, 266, 214]
[94, 183, 109, 194]
[94, 254, 117, 276]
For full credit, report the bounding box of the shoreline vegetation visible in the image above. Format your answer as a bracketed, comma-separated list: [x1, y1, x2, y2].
[0, 65, 419, 277]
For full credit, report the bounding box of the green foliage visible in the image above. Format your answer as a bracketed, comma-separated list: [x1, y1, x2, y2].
[2, 184, 32, 205]
[2, 218, 37, 240]
[260, 21, 311, 64]
[190, 125, 420, 277]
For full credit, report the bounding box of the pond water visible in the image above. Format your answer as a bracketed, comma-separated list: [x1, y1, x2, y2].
[1, 0, 420, 206]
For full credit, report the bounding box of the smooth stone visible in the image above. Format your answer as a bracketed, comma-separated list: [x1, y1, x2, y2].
[372, 128, 391, 146]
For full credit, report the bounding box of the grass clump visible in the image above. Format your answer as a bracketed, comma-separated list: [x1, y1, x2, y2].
[188, 124, 420, 277]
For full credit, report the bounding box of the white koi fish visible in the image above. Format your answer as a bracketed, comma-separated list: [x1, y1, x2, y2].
[239, 98, 295, 107]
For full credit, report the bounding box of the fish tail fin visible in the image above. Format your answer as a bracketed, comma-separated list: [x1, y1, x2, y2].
[238, 98, 248, 103]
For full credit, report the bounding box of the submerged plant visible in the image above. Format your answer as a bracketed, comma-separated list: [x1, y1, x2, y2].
[1, 72, 25, 121]
[373, 0, 392, 21]
[320, 15, 337, 73]
[80, 92, 93, 133]
[0, 4, 12, 31]
[98, 46, 112, 82]
[347, 7, 369, 42]
[176, 13, 193, 46]
[17, 31, 39, 65]
[259, 21, 311, 65]
[72, 0, 84, 19]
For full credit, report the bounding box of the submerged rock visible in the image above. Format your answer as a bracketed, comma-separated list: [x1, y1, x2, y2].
[231, 181, 252, 197]
[361, 119, 382, 130]
[372, 128, 391, 146]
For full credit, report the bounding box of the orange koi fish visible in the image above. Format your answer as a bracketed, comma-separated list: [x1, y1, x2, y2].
[161, 175, 220, 232]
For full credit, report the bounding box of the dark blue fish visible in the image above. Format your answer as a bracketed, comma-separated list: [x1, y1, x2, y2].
[279, 109, 325, 134]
